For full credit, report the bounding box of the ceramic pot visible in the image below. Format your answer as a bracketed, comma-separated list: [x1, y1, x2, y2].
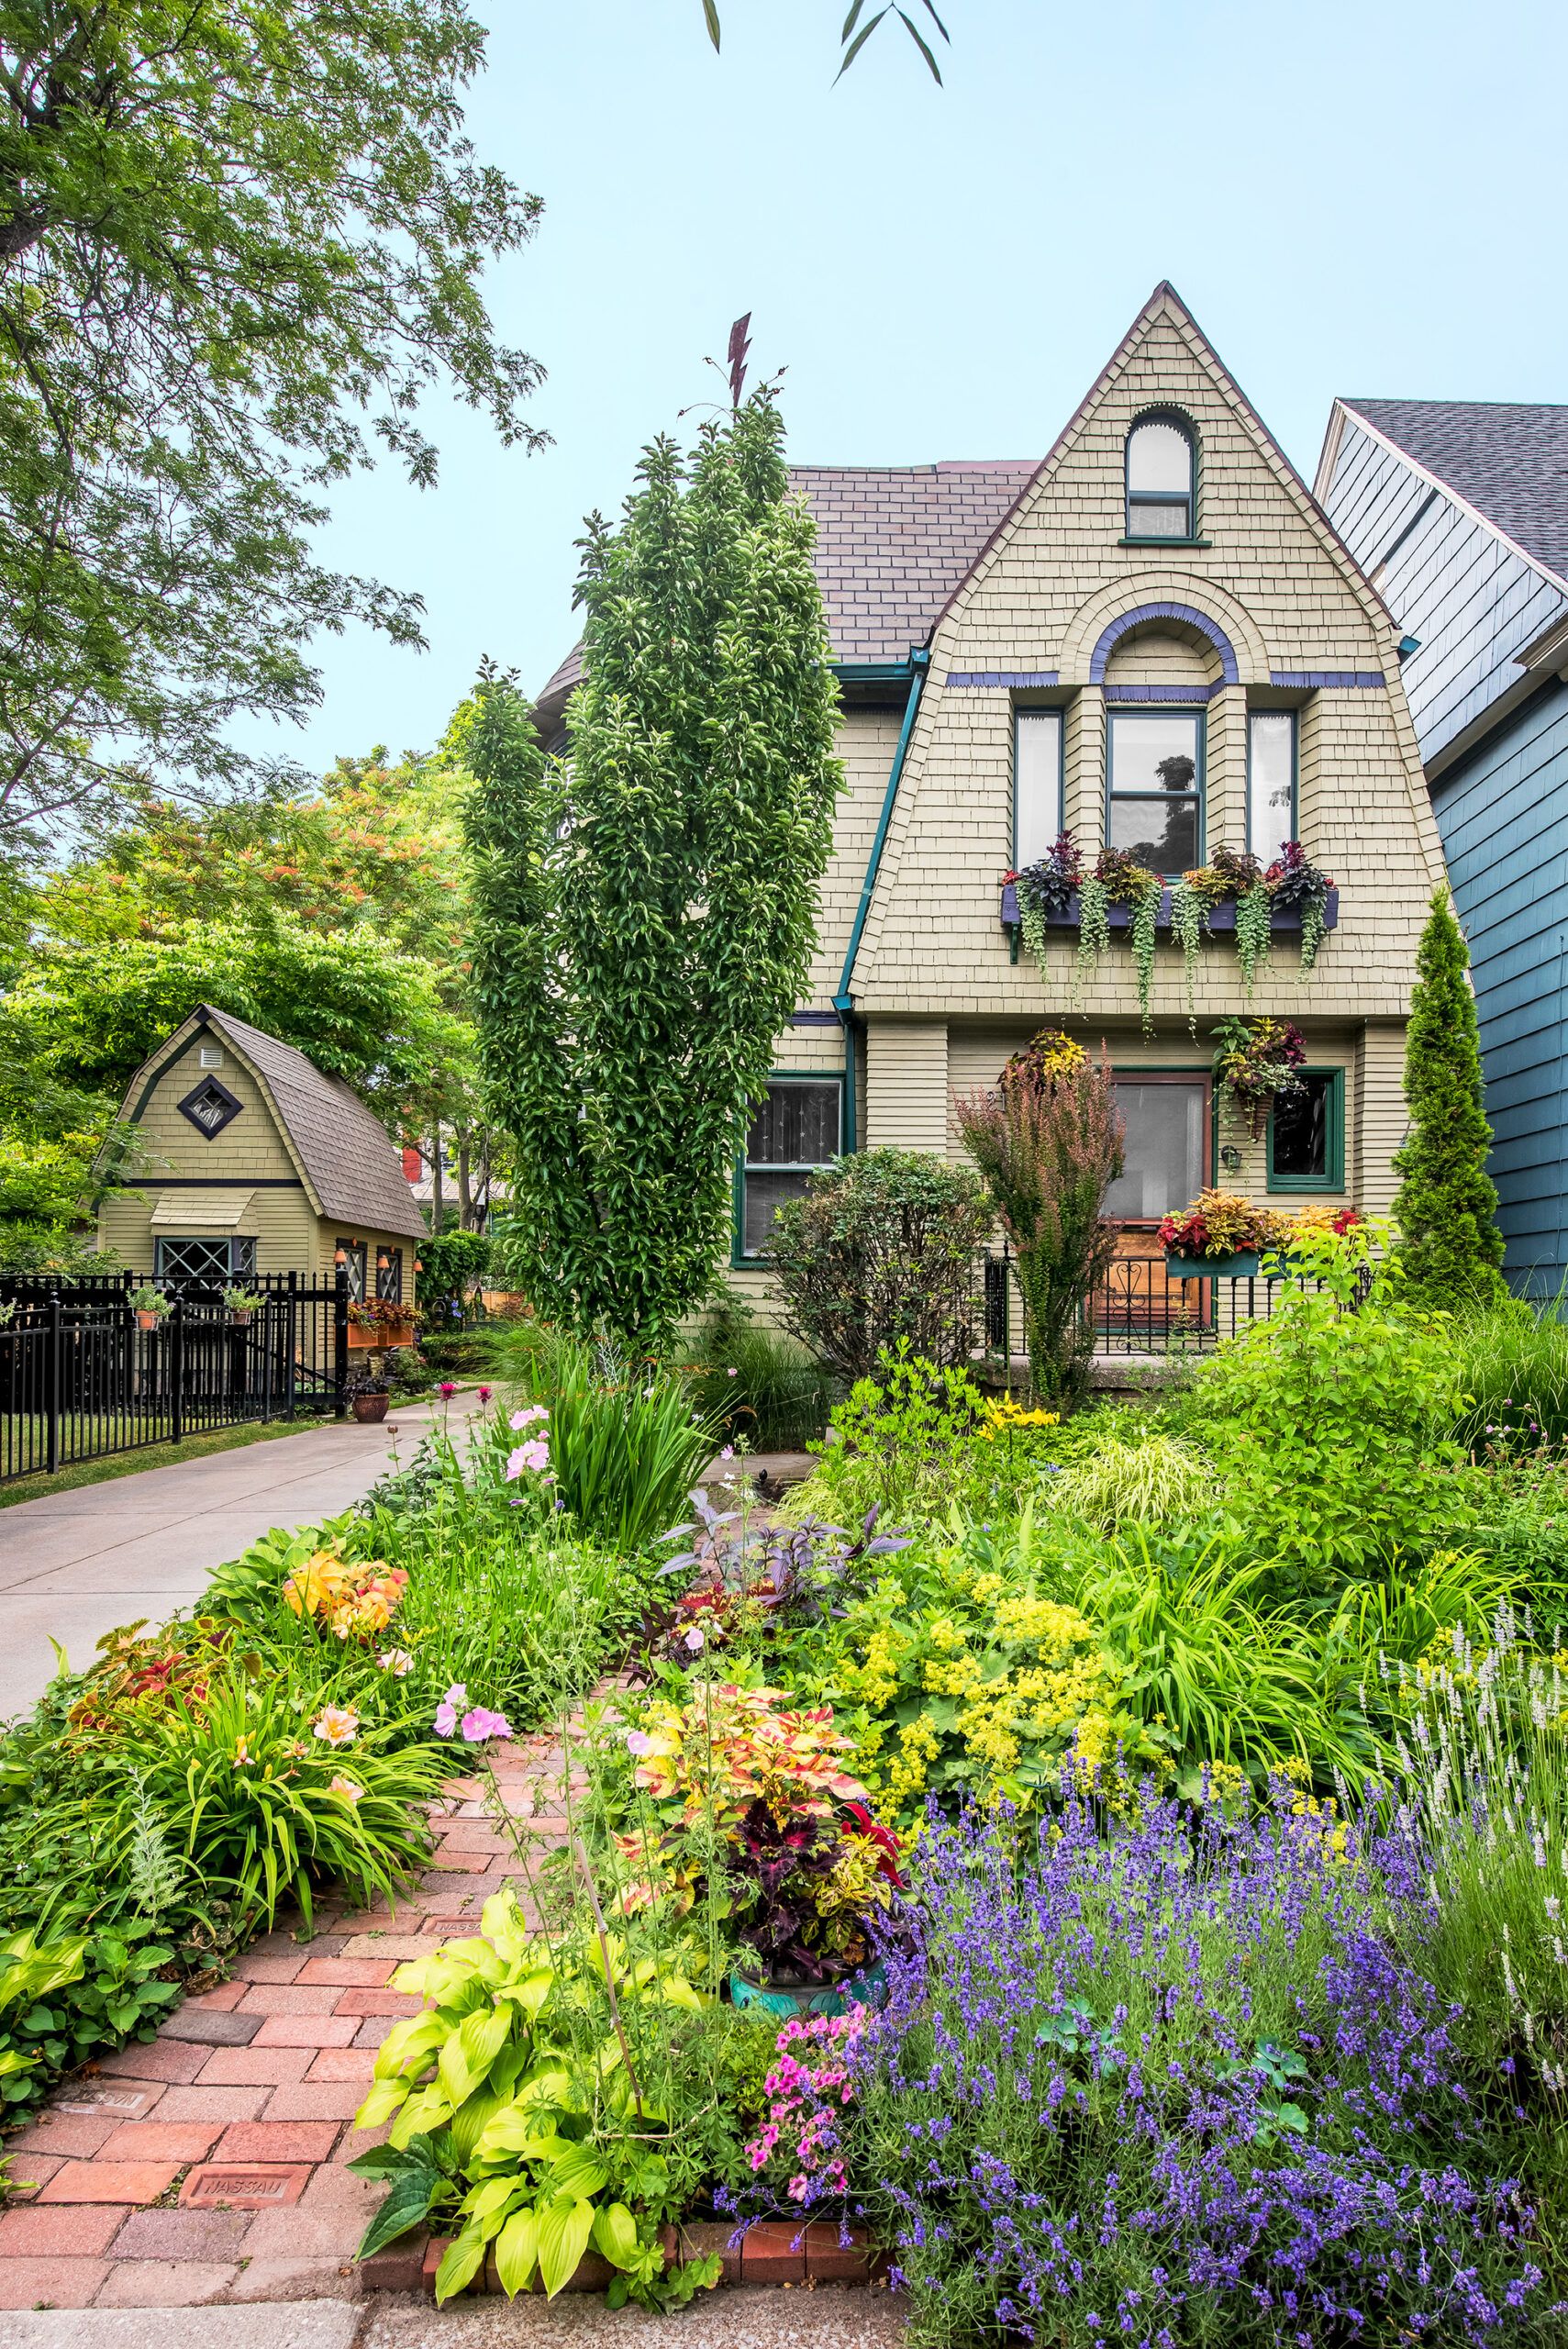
[351, 1392, 390, 1424]
[728, 1959, 887, 2021]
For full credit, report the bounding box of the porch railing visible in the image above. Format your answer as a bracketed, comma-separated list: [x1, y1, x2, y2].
[981, 1244, 1286, 1367]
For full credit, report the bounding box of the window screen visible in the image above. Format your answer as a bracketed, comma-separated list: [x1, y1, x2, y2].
[1014, 710, 1063, 869]
[1103, 1083, 1207, 1220]
[740, 1080, 841, 1260]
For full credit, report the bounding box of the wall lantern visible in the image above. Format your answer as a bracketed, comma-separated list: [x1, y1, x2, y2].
[334, 1246, 347, 1266]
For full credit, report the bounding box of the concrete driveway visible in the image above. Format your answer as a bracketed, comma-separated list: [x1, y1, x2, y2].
[0, 1394, 486, 1721]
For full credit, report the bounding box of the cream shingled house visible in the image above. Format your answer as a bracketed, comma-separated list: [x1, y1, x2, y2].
[97, 1006, 424, 1301]
[534, 284, 1441, 1309]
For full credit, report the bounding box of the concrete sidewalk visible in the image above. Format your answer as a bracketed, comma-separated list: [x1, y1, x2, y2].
[0, 1395, 485, 1721]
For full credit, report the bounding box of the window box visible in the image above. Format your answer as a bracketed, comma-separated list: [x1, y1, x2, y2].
[1000, 881, 1338, 935]
[1165, 1250, 1262, 1278]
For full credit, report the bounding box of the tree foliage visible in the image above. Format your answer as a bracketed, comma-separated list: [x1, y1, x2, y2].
[465, 391, 842, 1347]
[1391, 890, 1507, 1305]
[0, 0, 540, 841]
[954, 1046, 1125, 1408]
[768, 1148, 994, 1384]
[12, 918, 462, 1129]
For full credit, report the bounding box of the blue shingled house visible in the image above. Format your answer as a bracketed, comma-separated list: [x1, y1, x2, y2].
[1317, 399, 1568, 1297]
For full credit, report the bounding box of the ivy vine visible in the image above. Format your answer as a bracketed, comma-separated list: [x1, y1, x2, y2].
[1129, 884, 1160, 1034]
[1168, 875, 1205, 1036]
[1074, 875, 1109, 1004]
[1235, 883, 1273, 997]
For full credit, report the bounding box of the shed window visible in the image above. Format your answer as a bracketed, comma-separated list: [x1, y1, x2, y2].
[738, 1079, 842, 1261]
[1268, 1070, 1344, 1191]
[1106, 709, 1204, 874]
[1013, 709, 1063, 869]
[376, 1248, 404, 1304]
[336, 1240, 368, 1302]
[1248, 711, 1297, 863]
[1126, 415, 1195, 540]
[1104, 1080, 1207, 1222]
[154, 1235, 257, 1286]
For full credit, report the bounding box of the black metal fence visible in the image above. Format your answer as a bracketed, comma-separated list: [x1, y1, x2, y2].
[982, 1245, 1287, 1366]
[0, 1271, 349, 1486]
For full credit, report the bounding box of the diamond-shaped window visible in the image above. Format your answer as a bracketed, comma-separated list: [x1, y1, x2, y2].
[177, 1073, 243, 1140]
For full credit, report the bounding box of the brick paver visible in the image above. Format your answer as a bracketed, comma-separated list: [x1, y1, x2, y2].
[0, 1726, 583, 2310]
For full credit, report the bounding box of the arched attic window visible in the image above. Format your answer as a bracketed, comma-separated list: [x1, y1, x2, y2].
[1125, 412, 1195, 540]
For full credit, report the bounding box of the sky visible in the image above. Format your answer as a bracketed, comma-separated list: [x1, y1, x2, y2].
[240, 0, 1568, 778]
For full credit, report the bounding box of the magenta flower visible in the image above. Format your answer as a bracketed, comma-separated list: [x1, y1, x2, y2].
[433, 1682, 467, 1738]
[439, 1381, 456, 1399]
[478, 1385, 493, 1404]
[461, 1706, 514, 1743]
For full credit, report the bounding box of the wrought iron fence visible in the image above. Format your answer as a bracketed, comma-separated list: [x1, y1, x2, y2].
[980, 1244, 1287, 1368]
[0, 1272, 349, 1486]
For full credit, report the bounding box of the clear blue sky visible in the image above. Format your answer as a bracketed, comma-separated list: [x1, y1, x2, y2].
[245, 0, 1568, 777]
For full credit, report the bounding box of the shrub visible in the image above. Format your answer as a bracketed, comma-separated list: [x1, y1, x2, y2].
[789, 1347, 989, 1527]
[839, 1798, 1561, 2348]
[416, 1229, 493, 1330]
[766, 1148, 993, 1385]
[1392, 890, 1507, 1306]
[1179, 1221, 1473, 1584]
[954, 1042, 1123, 1407]
[684, 1296, 835, 1451]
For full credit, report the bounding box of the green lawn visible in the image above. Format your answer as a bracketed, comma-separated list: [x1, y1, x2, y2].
[0, 1412, 338, 1509]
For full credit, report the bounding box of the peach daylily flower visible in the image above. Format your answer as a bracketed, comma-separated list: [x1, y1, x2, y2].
[312, 1706, 360, 1748]
[328, 1775, 364, 1804]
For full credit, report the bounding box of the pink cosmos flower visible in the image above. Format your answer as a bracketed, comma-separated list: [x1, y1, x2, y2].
[461, 1706, 514, 1743]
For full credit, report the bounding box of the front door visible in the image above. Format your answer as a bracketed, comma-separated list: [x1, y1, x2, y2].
[1101, 1075, 1210, 1341]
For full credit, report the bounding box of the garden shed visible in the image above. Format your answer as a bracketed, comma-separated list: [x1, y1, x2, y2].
[96, 1004, 424, 1305]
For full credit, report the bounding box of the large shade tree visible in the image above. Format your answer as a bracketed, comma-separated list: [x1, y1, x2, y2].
[464, 389, 842, 1347]
[0, 0, 541, 845]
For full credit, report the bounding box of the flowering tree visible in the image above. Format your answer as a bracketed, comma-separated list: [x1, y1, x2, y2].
[464, 392, 840, 1348]
[954, 1033, 1124, 1407]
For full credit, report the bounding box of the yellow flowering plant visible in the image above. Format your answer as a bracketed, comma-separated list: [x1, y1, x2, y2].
[773, 1512, 1171, 1831]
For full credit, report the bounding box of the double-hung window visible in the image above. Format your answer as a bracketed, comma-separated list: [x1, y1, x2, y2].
[1106, 709, 1204, 875]
[1013, 709, 1063, 868]
[1268, 1070, 1344, 1192]
[738, 1078, 842, 1261]
[1125, 415, 1195, 540]
[1247, 710, 1297, 863]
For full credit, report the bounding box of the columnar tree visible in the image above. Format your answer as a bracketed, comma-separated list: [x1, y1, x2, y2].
[1392, 890, 1507, 1304]
[954, 1037, 1125, 1407]
[463, 392, 841, 1348]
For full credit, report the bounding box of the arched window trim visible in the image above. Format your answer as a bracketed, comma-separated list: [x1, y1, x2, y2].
[1124, 407, 1198, 543]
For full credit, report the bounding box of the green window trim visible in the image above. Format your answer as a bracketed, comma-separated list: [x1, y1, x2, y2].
[1266, 1066, 1345, 1194]
[1012, 705, 1065, 868]
[731, 1070, 846, 1269]
[1106, 707, 1207, 876]
[1246, 707, 1298, 859]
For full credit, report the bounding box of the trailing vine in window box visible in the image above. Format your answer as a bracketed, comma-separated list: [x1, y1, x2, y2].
[1265, 841, 1335, 971]
[1008, 834, 1082, 964]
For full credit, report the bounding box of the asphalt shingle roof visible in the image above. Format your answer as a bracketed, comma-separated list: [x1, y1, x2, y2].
[533, 459, 1040, 729]
[199, 1007, 426, 1239]
[1349, 399, 1568, 585]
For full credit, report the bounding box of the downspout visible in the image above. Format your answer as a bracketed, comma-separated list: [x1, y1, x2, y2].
[834, 651, 929, 1145]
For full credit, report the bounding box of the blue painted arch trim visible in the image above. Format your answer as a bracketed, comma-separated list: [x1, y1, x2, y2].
[1088, 602, 1240, 687]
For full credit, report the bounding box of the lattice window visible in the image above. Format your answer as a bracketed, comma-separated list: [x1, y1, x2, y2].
[177, 1074, 243, 1140]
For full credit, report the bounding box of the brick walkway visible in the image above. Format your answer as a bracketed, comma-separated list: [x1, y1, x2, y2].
[0, 1726, 584, 2312]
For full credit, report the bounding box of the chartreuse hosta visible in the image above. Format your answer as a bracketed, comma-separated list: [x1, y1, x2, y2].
[347, 1889, 724, 2308]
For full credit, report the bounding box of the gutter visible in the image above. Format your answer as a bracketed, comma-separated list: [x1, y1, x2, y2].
[833, 651, 930, 1137]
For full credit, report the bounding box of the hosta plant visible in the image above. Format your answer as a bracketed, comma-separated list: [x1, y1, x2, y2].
[349, 1890, 722, 2308]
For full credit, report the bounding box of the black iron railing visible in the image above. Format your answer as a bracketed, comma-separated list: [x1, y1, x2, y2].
[0, 1272, 350, 1486]
[979, 1244, 1287, 1366]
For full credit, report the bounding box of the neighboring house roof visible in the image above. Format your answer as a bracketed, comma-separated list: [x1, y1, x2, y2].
[117, 1006, 426, 1241]
[531, 460, 1040, 732]
[1341, 399, 1568, 588]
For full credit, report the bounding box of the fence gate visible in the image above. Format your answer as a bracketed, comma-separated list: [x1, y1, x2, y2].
[0, 1271, 350, 1486]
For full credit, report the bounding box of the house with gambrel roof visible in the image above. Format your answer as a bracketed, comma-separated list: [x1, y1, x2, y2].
[1317, 398, 1568, 1295]
[539, 284, 1444, 1300]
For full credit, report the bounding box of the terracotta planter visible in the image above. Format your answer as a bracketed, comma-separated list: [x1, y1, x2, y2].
[134, 1309, 162, 1331]
[348, 1313, 415, 1351]
[351, 1392, 390, 1424]
[230, 1308, 253, 1327]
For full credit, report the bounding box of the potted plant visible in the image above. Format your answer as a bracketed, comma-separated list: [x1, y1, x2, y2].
[1158, 1189, 1285, 1277]
[614, 1682, 907, 2019]
[223, 1285, 264, 1327]
[128, 1284, 170, 1332]
[346, 1368, 391, 1425]
[347, 1297, 419, 1350]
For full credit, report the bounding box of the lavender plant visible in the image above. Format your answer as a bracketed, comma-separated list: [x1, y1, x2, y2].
[835, 1792, 1560, 2346]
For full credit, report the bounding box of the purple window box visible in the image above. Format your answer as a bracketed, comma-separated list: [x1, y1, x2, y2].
[999, 881, 1339, 935]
